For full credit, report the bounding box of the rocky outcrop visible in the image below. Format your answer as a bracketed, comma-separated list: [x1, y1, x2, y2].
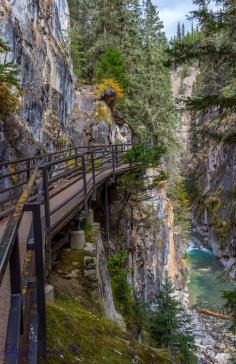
[69, 86, 132, 147]
[109, 168, 188, 306]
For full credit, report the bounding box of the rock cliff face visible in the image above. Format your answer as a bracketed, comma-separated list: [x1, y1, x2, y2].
[172, 65, 236, 278]
[0, 0, 73, 150]
[109, 169, 188, 306]
[191, 113, 236, 278]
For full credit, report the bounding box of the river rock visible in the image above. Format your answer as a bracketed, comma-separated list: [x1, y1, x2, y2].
[215, 353, 232, 364]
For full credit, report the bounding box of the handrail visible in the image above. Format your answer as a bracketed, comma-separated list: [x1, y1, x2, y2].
[0, 169, 38, 284]
[0, 144, 132, 214]
[0, 143, 133, 364]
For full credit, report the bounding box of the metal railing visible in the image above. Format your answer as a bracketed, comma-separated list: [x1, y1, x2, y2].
[0, 143, 132, 363]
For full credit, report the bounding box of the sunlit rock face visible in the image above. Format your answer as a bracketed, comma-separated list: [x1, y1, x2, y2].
[0, 0, 73, 147]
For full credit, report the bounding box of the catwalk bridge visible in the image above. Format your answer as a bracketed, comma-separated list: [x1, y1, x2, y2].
[0, 143, 133, 363]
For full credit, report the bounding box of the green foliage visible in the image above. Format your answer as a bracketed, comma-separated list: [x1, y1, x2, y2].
[68, 1, 180, 159]
[179, 64, 191, 95]
[0, 41, 19, 86]
[167, 0, 236, 111]
[185, 173, 200, 200]
[168, 180, 191, 243]
[223, 288, 236, 334]
[81, 223, 97, 243]
[95, 46, 127, 88]
[148, 276, 197, 364]
[47, 296, 172, 364]
[205, 195, 221, 214]
[0, 39, 21, 117]
[70, 29, 87, 79]
[108, 251, 143, 334]
[123, 144, 166, 169]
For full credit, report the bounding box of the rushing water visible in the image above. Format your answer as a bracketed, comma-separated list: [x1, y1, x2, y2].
[186, 248, 235, 310]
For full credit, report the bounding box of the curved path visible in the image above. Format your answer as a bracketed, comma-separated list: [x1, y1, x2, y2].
[0, 144, 133, 363]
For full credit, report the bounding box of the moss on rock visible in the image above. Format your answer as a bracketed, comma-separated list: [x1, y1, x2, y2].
[94, 102, 113, 125]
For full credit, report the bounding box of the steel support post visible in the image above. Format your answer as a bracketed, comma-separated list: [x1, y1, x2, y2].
[5, 234, 23, 364]
[42, 167, 51, 270]
[32, 203, 47, 358]
[82, 155, 88, 213]
[26, 160, 31, 182]
[105, 183, 110, 242]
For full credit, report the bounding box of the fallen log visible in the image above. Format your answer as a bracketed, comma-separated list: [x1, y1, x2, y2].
[198, 308, 234, 321]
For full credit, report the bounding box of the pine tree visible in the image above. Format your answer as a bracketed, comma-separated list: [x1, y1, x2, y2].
[191, 22, 194, 35]
[223, 289, 236, 334]
[182, 23, 185, 38]
[168, 0, 236, 110]
[149, 276, 197, 364]
[177, 21, 182, 39]
[68, 0, 180, 165]
[94, 46, 127, 87]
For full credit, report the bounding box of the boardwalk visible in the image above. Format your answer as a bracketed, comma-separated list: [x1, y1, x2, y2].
[0, 144, 132, 363]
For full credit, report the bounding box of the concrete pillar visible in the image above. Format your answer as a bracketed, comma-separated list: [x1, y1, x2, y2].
[86, 209, 94, 225]
[70, 230, 85, 250]
[45, 284, 54, 303]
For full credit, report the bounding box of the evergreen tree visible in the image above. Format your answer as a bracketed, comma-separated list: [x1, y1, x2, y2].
[0, 39, 20, 117]
[149, 276, 197, 364]
[177, 21, 182, 39]
[182, 23, 185, 38]
[191, 22, 194, 34]
[168, 0, 236, 110]
[68, 0, 180, 168]
[94, 46, 127, 87]
[223, 288, 236, 334]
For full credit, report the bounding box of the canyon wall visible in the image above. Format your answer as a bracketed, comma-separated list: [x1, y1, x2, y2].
[191, 113, 236, 278]
[172, 65, 236, 278]
[109, 169, 188, 306]
[0, 0, 73, 154]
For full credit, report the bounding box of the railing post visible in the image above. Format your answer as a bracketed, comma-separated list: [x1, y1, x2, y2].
[42, 167, 51, 231]
[5, 234, 23, 364]
[82, 155, 88, 212]
[42, 166, 52, 270]
[115, 145, 118, 166]
[75, 148, 78, 167]
[32, 202, 47, 359]
[26, 160, 31, 182]
[91, 150, 96, 186]
[112, 146, 115, 181]
[105, 183, 110, 242]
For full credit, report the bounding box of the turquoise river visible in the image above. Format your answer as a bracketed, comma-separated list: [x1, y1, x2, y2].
[186, 248, 235, 310]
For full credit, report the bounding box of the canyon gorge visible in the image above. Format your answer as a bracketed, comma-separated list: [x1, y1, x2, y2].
[0, 1, 235, 364]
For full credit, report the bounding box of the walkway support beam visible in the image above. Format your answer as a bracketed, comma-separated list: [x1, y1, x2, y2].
[105, 183, 110, 243]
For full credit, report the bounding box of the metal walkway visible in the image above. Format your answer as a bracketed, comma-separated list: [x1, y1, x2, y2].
[0, 144, 132, 363]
